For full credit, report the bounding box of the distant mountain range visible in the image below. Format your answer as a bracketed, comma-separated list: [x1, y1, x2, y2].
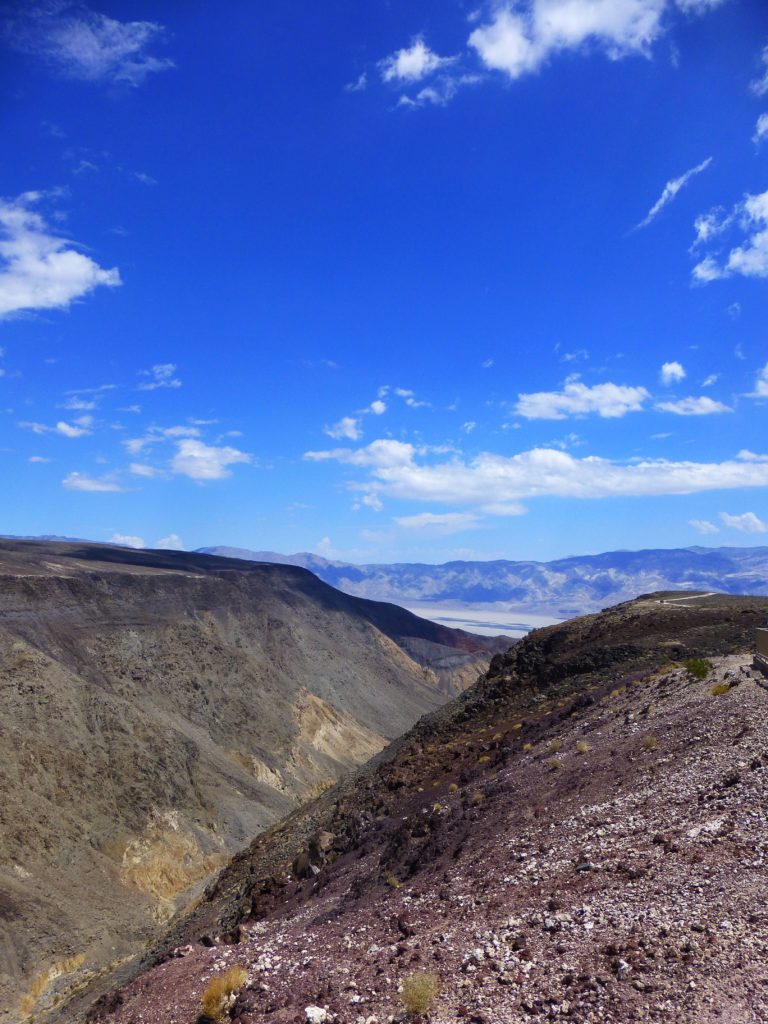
[197, 545, 768, 617]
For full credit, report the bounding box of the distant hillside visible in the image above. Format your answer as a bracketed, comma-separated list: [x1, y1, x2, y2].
[0, 539, 504, 1023]
[197, 544, 768, 616]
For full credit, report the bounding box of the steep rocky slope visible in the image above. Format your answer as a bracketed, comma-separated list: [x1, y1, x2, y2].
[0, 540, 502, 1023]
[199, 545, 768, 616]
[85, 592, 768, 1024]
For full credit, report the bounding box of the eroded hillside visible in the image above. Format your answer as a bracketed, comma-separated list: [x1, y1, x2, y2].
[84, 592, 768, 1024]
[0, 540, 503, 1022]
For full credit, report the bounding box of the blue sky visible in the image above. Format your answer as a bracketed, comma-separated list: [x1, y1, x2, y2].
[1, 0, 768, 563]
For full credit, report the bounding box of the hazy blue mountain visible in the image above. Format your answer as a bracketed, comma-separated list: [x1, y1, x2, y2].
[196, 545, 768, 617]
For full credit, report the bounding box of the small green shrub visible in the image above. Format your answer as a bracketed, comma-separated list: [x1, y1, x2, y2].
[400, 971, 439, 1018]
[710, 682, 731, 696]
[686, 658, 712, 680]
[642, 734, 658, 751]
[448, 782, 459, 794]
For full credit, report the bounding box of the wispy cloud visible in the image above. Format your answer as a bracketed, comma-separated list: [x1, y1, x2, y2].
[753, 113, 768, 146]
[62, 470, 125, 492]
[20, 415, 93, 437]
[749, 363, 768, 398]
[0, 191, 120, 318]
[655, 396, 731, 415]
[110, 532, 144, 548]
[4, 3, 174, 87]
[689, 518, 719, 534]
[138, 363, 181, 391]
[636, 157, 712, 229]
[324, 416, 361, 441]
[393, 511, 483, 534]
[720, 511, 767, 533]
[515, 379, 649, 420]
[751, 44, 768, 97]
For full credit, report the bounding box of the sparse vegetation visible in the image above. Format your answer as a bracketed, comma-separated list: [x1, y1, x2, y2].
[642, 734, 658, 751]
[400, 971, 439, 1018]
[478, 754, 491, 764]
[576, 739, 591, 754]
[710, 682, 731, 696]
[549, 758, 564, 770]
[200, 965, 248, 1021]
[448, 782, 459, 794]
[547, 739, 563, 753]
[470, 792, 485, 806]
[523, 742, 533, 752]
[386, 873, 402, 889]
[686, 658, 712, 680]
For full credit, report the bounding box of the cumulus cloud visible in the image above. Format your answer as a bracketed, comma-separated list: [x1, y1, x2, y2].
[369, 399, 387, 415]
[305, 441, 768, 511]
[3, 3, 174, 86]
[380, 37, 453, 82]
[749, 363, 768, 398]
[720, 511, 767, 533]
[689, 518, 719, 534]
[637, 157, 712, 229]
[170, 439, 252, 481]
[62, 471, 125, 492]
[469, 0, 669, 80]
[515, 379, 649, 419]
[393, 512, 482, 534]
[155, 533, 184, 550]
[654, 396, 731, 415]
[660, 361, 685, 384]
[110, 533, 144, 548]
[692, 189, 768, 281]
[324, 416, 361, 441]
[0, 192, 120, 317]
[138, 363, 181, 390]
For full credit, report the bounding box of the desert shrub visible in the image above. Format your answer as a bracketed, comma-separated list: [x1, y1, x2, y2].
[512, 722, 523, 731]
[686, 658, 712, 680]
[522, 742, 533, 752]
[470, 792, 485, 806]
[710, 682, 731, 696]
[642, 735, 658, 751]
[386, 873, 402, 889]
[400, 971, 439, 1018]
[200, 965, 248, 1021]
[547, 739, 563, 754]
[477, 755, 491, 764]
[576, 740, 591, 754]
[549, 758, 563, 770]
[448, 782, 459, 794]
[492, 732, 503, 742]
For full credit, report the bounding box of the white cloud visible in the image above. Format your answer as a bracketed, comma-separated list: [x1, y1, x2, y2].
[462, 421, 477, 433]
[469, 0, 668, 81]
[689, 518, 719, 534]
[110, 533, 144, 548]
[0, 192, 120, 317]
[395, 387, 430, 408]
[5, 4, 174, 86]
[369, 399, 387, 415]
[129, 462, 162, 478]
[482, 358, 495, 368]
[345, 71, 368, 93]
[155, 533, 184, 550]
[692, 189, 768, 281]
[324, 416, 362, 441]
[701, 373, 719, 387]
[29, 455, 50, 463]
[19, 416, 93, 437]
[751, 45, 768, 97]
[138, 363, 181, 390]
[305, 441, 768, 510]
[380, 37, 453, 82]
[660, 360, 685, 384]
[753, 113, 768, 145]
[720, 511, 767, 533]
[169, 439, 252, 481]
[655, 395, 730, 415]
[394, 511, 481, 534]
[55, 418, 92, 437]
[637, 157, 712, 229]
[62, 471, 125, 492]
[749, 363, 768, 398]
[515, 379, 649, 419]
[675, 0, 728, 11]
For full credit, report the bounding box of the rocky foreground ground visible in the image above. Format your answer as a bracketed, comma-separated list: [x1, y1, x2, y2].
[85, 594, 768, 1024]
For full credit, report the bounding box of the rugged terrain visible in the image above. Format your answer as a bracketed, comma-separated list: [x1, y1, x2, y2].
[0, 540, 502, 1023]
[84, 591, 768, 1024]
[199, 545, 768, 618]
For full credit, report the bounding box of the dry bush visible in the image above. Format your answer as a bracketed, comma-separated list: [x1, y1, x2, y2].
[470, 792, 485, 806]
[522, 742, 533, 752]
[710, 682, 731, 696]
[576, 740, 591, 754]
[547, 739, 563, 754]
[477, 754, 491, 764]
[448, 782, 459, 794]
[400, 971, 439, 1018]
[642, 735, 658, 751]
[549, 757, 563, 770]
[200, 966, 248, 1021]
